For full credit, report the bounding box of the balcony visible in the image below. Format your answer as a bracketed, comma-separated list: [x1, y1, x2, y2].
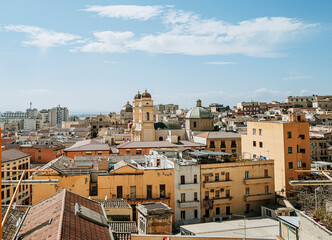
[244, 193, 273, 202]
[203, 180, 232, 188]
[243, 177, 272, 185]
[179, 183, 199, 191]
[204, 197, 232, 205]
[178, 200, 200, 208]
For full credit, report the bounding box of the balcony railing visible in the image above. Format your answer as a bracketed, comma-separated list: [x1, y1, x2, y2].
[203, 180, 232, 188]
[244, 193, 272, 202]
[119, 193, 171, 201]
[177, 200, 200, 208]
[243, 177, 272, 185]
[179, 182, 199, 191]
[204, 197, 232, 205]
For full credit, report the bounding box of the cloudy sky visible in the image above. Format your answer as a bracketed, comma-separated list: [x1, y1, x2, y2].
[0, 0, 331, 113]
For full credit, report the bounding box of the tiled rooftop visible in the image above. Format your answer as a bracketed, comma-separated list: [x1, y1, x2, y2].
[64, 139, 110, 152]
[16, 189, 112, 240]
[95, 199, 131, 209]
[117, 140, 204, 149]
[1, 149, 31, 163]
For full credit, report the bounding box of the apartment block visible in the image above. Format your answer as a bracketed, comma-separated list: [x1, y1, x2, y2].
[241, 114, 310, 196]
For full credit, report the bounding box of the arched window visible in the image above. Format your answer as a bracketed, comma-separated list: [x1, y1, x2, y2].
[159, 136, 163, 141]
[147, 112, 150, 121]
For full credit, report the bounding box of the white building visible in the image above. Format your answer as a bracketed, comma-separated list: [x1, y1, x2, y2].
[50, 105, 69, 128]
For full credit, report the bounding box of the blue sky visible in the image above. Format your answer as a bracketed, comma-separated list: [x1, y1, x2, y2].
[0, 0, 331, 113]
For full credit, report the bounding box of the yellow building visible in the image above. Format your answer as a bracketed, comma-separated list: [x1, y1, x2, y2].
[132, 90, 155, 142]
[241, 114, 310, 196]
[1, 149, 31, 205]
[200, 159, 274, 222]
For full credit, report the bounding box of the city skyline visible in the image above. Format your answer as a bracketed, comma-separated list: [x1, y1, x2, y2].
[0, 0, 331, 112]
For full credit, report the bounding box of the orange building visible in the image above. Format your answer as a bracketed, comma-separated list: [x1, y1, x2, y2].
[19, 144, 65, 164]
[64, 139, 110, 159]
[117, 140, 204, 155]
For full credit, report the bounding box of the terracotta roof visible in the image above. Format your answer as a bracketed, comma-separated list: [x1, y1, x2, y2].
[196, 131, 243, 139]
[64, 139, 110, 152]
[2, 206, 28, 240]
[95, 199, 131, 209]
[109, 221, 137, 233]
[16, 189, 112, 240]
[1, 149, 31, 163]
[117, 140, 204, 149]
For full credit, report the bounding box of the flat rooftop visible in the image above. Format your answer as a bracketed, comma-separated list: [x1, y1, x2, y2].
[181, 217, 279, 239]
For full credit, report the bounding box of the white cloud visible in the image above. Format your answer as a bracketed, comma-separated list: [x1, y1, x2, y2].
[72, 31, 134, 53]
[299, 89, 312, 96]
[103, 60, 118, 64]
[82, 5, 163, 20]
[78, 7, 317, 57]
[204, 62, 237, 65]
[282, 76, 312, 80]
[19, 89, 50, 95]
[5, 25, 81, 48]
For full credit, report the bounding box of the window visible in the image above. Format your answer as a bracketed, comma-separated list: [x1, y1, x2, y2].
[264, 169, 268, 178]
[287, 131, 292, 139]
[181, 193, 186, 202]
[289, 162, 293, 169]
[225, 172, 230, 181]
[288, 147, 293, 154]
[130, 186, 136, 199]
[298, 159, 302, 168]
[259, 129, 263, 135]
[181, 211, 186, 220]
[266, 209, 272, 217]
[147, 185, 152, 199]
[205, 209, 210, 218]
[220, 141, 226, 148]
[1, 191, 4, 200]
[245, 187, 250, 196]
[226, 189, 230, 198]
[194, 174, 197, 183]
[7, 189, 10, 198]
[245, 171, 249, 179]
[253, 128, 256, 135]
[159, 137, 163, 141]
[205, 191, 209, 200]
[204, 176, 209, 182]
[302, 163, 307, 168]
[136, 150, 142, 154]
[265, 186, 269, 194]
[181, 175, 185, 184]
[246, 204, 250, 213]
[299, 135, 305, 139]
[259, 142, 263, 148]
[117, 186, 123, 198]
[210, 141, 215, 149]
[160, 184, 166, 198]
[253, 141, 256, 147]
[226, 206, 231, 215]
[215, 190, 220, 198]
[216, 207, 220, 215]
[231, 141, 236, 148]
[146, 112, 150, 121]
[38, 156, 42, 160]
[194, 192, 198, 201]
[193, 121, 197, 128]
[194, 210, 198, 218]
[215, 173, 219, 181]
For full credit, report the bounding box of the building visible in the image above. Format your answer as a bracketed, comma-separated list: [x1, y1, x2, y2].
[19, 144, 65, 164]
[154, 121, 186, 142]
[236, 101, 266, 116]
[1, 111, 27, 120]
[241, 114, 311, 196]
[185, 100, 214, 135]
[208, 103, 226, 113]
[50, 105, 69, 128]
[174, 159, 201, 228]
[194, 131, 242, 156]
[132, 90, 155, 142]
[200, 158, 275, 222]
[154, 104, 179, 114]
[137, 202, 173, 235]
[1, 149, 31, 205]
[312, 95, 332, 110]
[116, 140, 205, 155]
[120, 101, 134, 121]
[14, 189, 113, 240]
[64, 139, 111, 159]
[285, 95, 315, 107]
[96, 198, 133, 221]
[180, 217, 279, 239]
[310, 137, 329, 162]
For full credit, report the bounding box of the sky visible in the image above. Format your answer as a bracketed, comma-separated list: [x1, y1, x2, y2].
[0, 0, 331, 113]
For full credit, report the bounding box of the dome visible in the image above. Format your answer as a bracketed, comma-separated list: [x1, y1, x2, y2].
[185, 107, 213, 119]
[142, 89, 151, 98]
[134, 91, 141, 99]
[154, 122, 182, 130]
[214, 121, 226, 128]
[121, 101, 133, 112]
